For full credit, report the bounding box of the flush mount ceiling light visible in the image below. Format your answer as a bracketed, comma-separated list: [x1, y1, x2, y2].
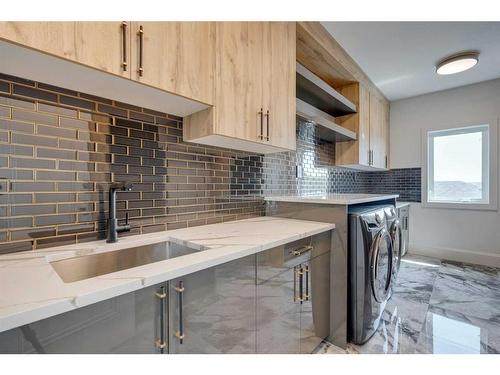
[436, 51, 479, 75]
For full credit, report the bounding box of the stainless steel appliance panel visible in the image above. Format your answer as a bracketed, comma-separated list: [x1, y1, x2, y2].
[348, 206, 394, 345]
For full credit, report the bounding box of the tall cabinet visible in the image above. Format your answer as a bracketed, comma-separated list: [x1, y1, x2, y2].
[183, 22, 296, 154]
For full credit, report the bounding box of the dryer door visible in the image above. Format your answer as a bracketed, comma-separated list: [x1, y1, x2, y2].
[370, 228, 393, 303]
[390, 219, 403, 278]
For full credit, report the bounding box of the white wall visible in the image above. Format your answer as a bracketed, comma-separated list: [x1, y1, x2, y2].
[390, 78, 500, 267]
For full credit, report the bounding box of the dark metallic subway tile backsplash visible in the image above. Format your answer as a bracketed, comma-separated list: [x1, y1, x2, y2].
[0, 74, 421, 254]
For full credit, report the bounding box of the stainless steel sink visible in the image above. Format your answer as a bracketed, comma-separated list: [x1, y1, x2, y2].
[50, 242, 199, 283]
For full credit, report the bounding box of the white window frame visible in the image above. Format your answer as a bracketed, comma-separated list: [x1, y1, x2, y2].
[422, 119, 498, 211]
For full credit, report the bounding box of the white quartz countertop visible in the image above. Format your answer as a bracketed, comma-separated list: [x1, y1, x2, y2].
[396, 201, 412, 208]
[0, 216, 334, 333]
[264, 193, 399, 205]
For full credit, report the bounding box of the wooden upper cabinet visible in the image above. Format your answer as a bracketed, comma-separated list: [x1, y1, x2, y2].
[0, 22, 130, 78]
[358, 86, 371, 166]
[369, 93, 389, 169]
[184, 22, 296, 154]
[0, 22, 215, 104]
[130, 22, 215, 105]
[336, 83, 389, 170]
[214, 22, 263, 142]
[263, 22, 296, 151]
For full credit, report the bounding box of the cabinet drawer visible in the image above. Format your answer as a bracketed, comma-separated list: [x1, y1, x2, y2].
[257, 232, 332, 283]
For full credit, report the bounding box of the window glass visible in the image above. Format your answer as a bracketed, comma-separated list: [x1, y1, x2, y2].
[428, 125, 489, 204]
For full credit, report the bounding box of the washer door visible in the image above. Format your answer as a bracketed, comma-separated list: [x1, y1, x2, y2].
[370, 228, 393, 303]
[390, 219, 403, 278]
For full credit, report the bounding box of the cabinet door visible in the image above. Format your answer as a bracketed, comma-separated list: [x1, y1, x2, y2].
[335, 83, 370, 166]
[214, 22, 264, 143]
[130, 22, 215, 104]
[370, 93, 389, 169]
[382, 99, 390, 167]
[0, 283, 166, 354]
[262, 22, 296, 150]
[358, 85, 372, 166]
[0, 22, 130, 78]
[300, 252, 331, 353]
[256, 266, 301, 353]
[168, 255, 256, 354]
[256, 245, 302, 354]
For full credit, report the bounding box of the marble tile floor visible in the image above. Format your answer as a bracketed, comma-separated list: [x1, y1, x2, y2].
[315, 254, 500, 354]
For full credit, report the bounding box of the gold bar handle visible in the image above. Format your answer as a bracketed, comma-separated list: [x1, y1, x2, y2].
[121, 22, 128, 71]
[292, 245, 313, 257]
[138, 25, 144, 77]
[154, 286, 166, 353]
[294, 266, 304, 302]
[258, 108, 264, 140]
[265, 110, 270, 141]
[175, 281, 185, 344]
[304, 265, 310, 301]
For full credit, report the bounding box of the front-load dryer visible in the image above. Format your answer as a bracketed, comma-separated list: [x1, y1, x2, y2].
[348, 205, 395, 344]
[385, 205, 403, 281]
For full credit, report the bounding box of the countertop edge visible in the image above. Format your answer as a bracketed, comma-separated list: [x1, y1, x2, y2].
[264, 194, 399, 205]
[396, 201, 413, 208]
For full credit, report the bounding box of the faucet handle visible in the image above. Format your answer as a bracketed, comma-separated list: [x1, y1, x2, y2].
[117, 212, 131, 234]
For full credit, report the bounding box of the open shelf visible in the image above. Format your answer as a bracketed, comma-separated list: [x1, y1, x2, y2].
[296, 63, 357, 118]
[296, 98, 357, 142]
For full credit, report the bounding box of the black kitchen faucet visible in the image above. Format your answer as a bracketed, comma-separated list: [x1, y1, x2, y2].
[107, 182, 133, 243]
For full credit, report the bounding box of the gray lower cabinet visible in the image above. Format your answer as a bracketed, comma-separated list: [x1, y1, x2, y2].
[168, 254, 257, 354]
[0, 233, 332, 354]
[256, 233, 331, 354]
[300, 251, 331, 353]
[256, 265, 301, 353]
[0, 283, 167, 354]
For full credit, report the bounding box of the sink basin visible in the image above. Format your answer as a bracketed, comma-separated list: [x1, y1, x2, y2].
[50, 242, 199, 283]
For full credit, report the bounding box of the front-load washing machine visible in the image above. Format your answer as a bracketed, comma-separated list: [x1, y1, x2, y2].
[348, 205, 395, 344]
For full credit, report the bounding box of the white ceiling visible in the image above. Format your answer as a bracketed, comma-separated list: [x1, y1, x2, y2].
[321, 22, 500, 101]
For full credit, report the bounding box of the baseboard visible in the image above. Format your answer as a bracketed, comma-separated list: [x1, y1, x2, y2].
[409, 244, 500, 268]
